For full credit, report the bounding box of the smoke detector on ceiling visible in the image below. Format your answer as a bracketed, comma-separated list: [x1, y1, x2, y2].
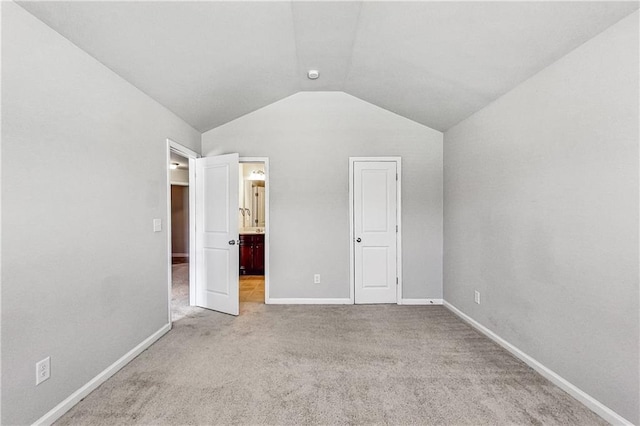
[307, 70, 319, 80]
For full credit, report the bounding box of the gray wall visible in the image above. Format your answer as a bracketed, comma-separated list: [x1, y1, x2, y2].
[1, 3, 200, 424]
[202, 92, 443, 300]
[443, 11, 639, 423]
[170, 168, 189, 185]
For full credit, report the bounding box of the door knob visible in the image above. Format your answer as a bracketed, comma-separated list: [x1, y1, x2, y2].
[356, 238, 362, 243]
[228, 240, 236, 245]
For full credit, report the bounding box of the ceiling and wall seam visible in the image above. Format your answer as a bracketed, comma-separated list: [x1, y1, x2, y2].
[442, 8, 640, 133]
[13, 1, 201, 136]
[204, 91, 444, 136]
[15, 1, 640, 133]
[199, 92, 297, 134]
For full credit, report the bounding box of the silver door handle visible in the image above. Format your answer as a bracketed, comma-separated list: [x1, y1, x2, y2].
[229, 240, 236, 245]
[356, 238, 361, 243]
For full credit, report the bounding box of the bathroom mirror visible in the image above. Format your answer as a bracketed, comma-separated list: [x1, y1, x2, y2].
[239, 163, 266, 229]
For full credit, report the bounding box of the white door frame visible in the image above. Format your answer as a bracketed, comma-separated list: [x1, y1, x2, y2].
[349, 157, 402, 305]
[239, 157, 270, 304]
[166, 139, 200, 325]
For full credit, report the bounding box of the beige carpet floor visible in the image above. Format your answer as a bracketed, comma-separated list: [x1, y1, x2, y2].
[170, 263, 201, 322]
[55, 266, 605, 425]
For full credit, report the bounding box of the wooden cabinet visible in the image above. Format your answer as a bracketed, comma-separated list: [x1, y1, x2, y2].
[239, 239, 253, 274]
[239, 234, 264, 275]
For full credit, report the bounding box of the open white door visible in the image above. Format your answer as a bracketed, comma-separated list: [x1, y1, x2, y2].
[195, 153, 239, 315]
[353, 160, 398, 304]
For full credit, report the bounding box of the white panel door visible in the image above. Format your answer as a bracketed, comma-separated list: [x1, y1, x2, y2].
[195, 154, 239, 315]
[354, 161, 397, 304]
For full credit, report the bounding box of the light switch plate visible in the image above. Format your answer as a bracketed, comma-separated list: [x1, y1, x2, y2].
[153, 218, 162, 232]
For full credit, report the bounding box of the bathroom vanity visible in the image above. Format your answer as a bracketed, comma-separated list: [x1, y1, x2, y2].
[239, 231, 264, 275]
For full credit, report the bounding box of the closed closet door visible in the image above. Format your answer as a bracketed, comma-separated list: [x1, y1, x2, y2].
[353, 161, 398, 304]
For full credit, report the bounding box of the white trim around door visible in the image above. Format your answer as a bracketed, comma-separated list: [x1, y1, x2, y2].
[239, 157, 270, 304]
[166, 139, 200, 325]
[349, 157, 402, 305]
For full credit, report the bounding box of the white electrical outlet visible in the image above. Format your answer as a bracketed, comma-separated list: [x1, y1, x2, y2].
[314, 274, 321, 284]
[36, 357, 50, 385]
[474, 290, 481, 305]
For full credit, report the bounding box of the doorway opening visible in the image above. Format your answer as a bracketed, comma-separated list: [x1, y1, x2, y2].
[166, 140, 199, 323]
[238, 159, 269, 305]
[181, 153, 269, 316]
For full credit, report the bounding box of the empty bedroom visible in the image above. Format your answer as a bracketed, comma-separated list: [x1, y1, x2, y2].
[1, 1, 638, 425]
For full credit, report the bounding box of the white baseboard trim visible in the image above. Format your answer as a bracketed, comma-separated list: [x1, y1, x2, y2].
[267, 297, 353, 305]
[32, 323, 171, 426]
[172, 253, 189, 257]
[400, 298, 443, 305]
[443, 301, 632, 426]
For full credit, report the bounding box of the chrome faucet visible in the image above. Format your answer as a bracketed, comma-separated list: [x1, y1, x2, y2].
[239, 208, 251, 227]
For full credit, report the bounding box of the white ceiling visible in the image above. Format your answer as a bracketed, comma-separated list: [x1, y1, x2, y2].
[17, 1, 639, 132]
[170, 151, 189, 169]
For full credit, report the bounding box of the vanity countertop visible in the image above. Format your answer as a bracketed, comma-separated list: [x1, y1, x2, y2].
[239, 228, 265, 235]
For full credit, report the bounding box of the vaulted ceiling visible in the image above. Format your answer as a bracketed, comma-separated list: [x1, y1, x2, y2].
[18, 1, 639, 132]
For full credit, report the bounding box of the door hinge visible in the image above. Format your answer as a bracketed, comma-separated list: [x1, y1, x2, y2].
[396, 173, 398, 181]
[396, 277, 398, 285]
[396, 225, 398, 232]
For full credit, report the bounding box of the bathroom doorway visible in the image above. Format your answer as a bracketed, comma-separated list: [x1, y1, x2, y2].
[238, 159, 269, 304]
[166, 140, 200, 322]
